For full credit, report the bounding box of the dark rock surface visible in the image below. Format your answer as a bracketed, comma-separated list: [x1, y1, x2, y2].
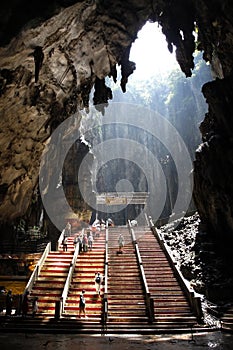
[159, 212, 233, 304]
[194, 74, 233, 245]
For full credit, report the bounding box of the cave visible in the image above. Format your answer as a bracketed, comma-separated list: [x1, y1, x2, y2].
[0, 0, 233, 330]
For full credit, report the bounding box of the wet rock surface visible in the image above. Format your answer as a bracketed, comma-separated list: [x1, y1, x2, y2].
[159, 212, 233, 306]
[194, 74, 233, 244]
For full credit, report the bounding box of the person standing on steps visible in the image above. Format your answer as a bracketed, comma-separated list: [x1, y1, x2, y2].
[77, 233, 83, 252]
[5, 289, 13, 317]
[32, 296, 38, 318]
[94, 272, 102, 295]
[79, 290, 86, 318]
[88, 232, 93, 250]
[21, 290, 30, 318]
[62, 236, 68, 251]
[65, 222, 72, 237]
[82, 233, 88, 252]
[118, 233, 125, 253]
[73, 235, 78, 249]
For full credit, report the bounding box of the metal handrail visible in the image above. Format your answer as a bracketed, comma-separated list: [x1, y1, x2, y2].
[144, 213, 150, 226]
[128, 220, 154, 323]
[105, 223, 109, 266]
[23, 241, 51, 295]
[104, 237, 108, 297]
[149, 218, 204, 322]
[135, 244, 150, 293]
[148, 210, 197, 228]
[60, 237, 81, 315]
[103, 223, 109, 327]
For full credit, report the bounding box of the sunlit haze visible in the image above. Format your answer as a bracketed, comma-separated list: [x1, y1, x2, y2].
[129, 22, 179, 81]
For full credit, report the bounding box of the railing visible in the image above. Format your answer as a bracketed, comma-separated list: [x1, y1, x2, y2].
[60, 233, 81, 317]
[103, 222, 109, 328]
[148, 216, 204, 323]
[146, 210, 197, 228]
[23, 241, 51, 295]
[144, 213, 150, 226]
[128, 220, 155, 323]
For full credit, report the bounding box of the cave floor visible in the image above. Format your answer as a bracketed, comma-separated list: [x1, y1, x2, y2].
[0, 331, 232, 350]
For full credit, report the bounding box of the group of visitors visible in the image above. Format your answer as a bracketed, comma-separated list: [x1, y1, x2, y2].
[4, 289, 38, 318]
[90, 218, 106, 237]
[73, 231, 94, 252]
[62, 219, 107, 253]
[61, 217, 117, 252]
[61, 218, 126, 319]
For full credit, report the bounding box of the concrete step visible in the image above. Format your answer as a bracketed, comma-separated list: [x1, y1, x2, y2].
[37, 276, 68, 282]
[30, 290, 61, 296]
[74, 263, 105, 268]
[107, 316, 148, 323]
[74, 267, 105, 273]
[32, 285, 64, 290]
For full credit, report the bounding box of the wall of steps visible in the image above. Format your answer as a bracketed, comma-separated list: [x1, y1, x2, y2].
[29, 235, 75, 317]
[135, 227, 198, 330]
[0, 226, 221, 334]
[64, 230, 106, 323]
[221, 306, 233, 331]
[107, 227, 148, 327]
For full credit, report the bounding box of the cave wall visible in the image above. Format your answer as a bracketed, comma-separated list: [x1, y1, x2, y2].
[0, 1, 233, 243]
[0, 0, 151, 223]
[192, 2, 233, 243]
[194, 74, 233, 243]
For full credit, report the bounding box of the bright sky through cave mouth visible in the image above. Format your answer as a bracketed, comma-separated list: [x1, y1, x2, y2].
[130, 22, 179, 80]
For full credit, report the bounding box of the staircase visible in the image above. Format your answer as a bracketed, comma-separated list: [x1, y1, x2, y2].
[107, 227, 148, 330]
[0, 226, 217, 334]
[135, 227, 199, 331]
[63, 229, 106, 326]
[29, 236, 75, 317]
[221, 306, 233, 331]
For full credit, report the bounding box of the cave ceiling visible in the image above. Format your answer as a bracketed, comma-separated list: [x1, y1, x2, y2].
[0, 0, 233, 227]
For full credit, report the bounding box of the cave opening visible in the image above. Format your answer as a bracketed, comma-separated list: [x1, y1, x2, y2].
[63, 21, 212, 228]
[129, 22, 179, 80]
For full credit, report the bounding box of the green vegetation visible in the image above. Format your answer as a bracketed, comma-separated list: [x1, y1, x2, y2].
[110, 51, 212, 158]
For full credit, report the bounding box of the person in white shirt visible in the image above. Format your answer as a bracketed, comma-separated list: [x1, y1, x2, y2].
[118, 233, 124, 252]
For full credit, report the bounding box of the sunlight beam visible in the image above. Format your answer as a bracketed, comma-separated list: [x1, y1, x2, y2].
[129, 22, 179, 80]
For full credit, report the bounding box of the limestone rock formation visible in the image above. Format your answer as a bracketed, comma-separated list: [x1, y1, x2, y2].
[194, 74, 233, 244]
